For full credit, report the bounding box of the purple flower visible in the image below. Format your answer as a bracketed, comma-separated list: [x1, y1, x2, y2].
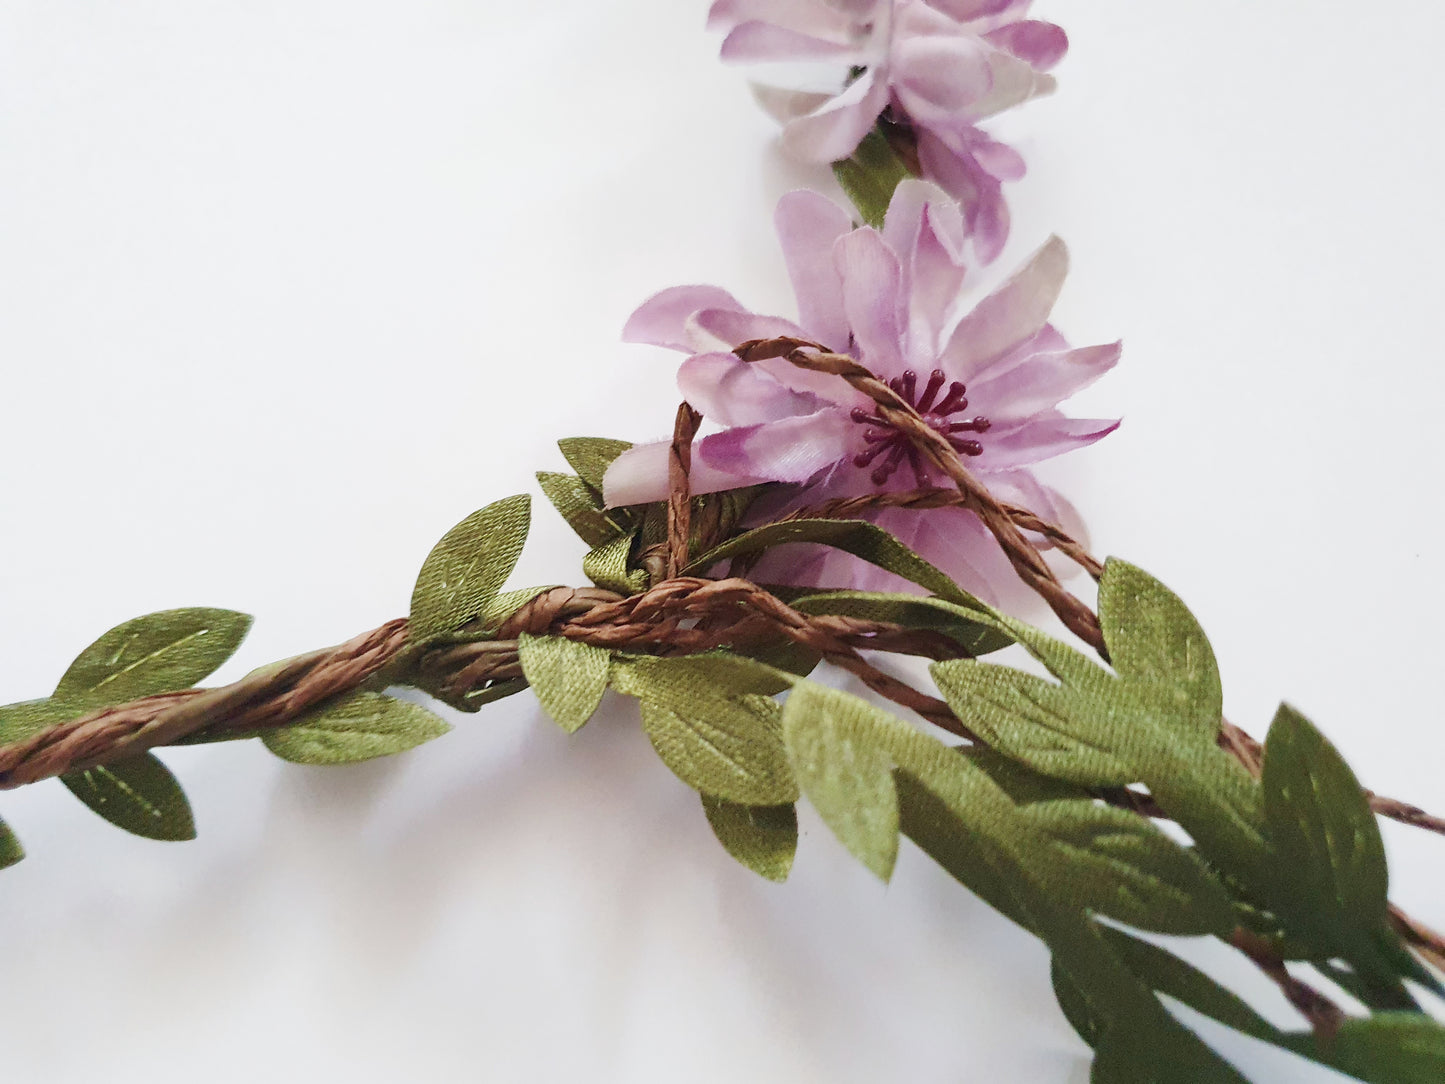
[707, 0, 1066, 262]
[603, 182, 1119, 598]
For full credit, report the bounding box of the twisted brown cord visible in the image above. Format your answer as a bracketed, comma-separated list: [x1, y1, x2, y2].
[666, 403, 702, 579]
[0, 620, 411, 788]
[735, 338, 1108, 652]
[0, 578, 976, 791]
[779, 488, 1105, 580]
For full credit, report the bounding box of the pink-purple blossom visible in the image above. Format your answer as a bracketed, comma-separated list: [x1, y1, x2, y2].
[707, 0, 1066, 262]
[602, 182, 1118, 598]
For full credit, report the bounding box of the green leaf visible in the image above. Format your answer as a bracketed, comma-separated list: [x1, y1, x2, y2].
[536, 471, 626, 548]
[0, 698, 67, 743]
[688, 518, 988, 609]
[895, 768, 1037, 930]
[1051, 959, 1103, 1048]
[736, 636, 823, 682]
[53, 608, 252, 710]
[582, 531, 648, 595]
[612, 657, 797, 806]
[1098, 927, 1280, 1045]
[410, 495, 531, 642]
[1261, 703, 1388, 941]
[792, 590, 1013, 656]
[60, 753, 196, 841]
[780, 682, 902, 880]
[701, 796, 797, 883]
[1091, 1023, 1250, 1084]
[831, 127, 912, 229]
[1020, 800, 1236, 935]
[931, 661, 1138, 787]
[1320, 1014, 1445, 1084]
[0, 818, 25, 870]
[558, 437, 632, 491]
[428, 676, 529, 715]
[1097, 560, 1222, 737]
[262, 691, 450, 765]
[518, 634, 610, 733]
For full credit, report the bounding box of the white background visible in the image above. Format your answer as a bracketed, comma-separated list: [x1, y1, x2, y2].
[0, 2, 1442, 1080]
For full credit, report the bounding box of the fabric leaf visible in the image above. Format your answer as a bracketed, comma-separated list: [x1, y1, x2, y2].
[518, 634, 610, 733]
[688, 518, 988, 608]
[410, 495, 530, 642]
[60, 753, 196, 841]
[1261, 703, 1388, 940]
[833, 128, 912, 229]
[1020, 800, 1236, 936]
[780, 681, 903, 880]
[1097, 559, 1222, 737]
[1317, 1014, 1445, 1084]
[1050, 959, 1102, 1049]
[931, 660, 1138, 787]
[895, 768, 1037, 931]
[0, 818, 24, 870]
[558, 437, 632, 491]
[1097, 928, 1280, 1045]
[536, 471, 625, 548]
[792, 590, 1012, 656]
[582, 531, 647, 595]
[0, 699, 67, 744]
[701, 795, 797, 883]
[54, 608, 252, 710]
[262, 691, 450, 765]
[613, 657, 797, 806]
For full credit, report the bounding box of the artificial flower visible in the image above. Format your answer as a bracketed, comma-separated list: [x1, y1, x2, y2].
[603, 181, 1118, 597]
[707, 0, 1067, 261]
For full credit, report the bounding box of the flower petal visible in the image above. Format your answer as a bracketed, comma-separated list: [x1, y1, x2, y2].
[915, 131, 1011, 264]
[624, 285, 747, 351]
[691, 308, 808, 352]
[697, 409, 856, 484]
[969, 134, 1027, 181]
[985, 20, 1068, 70]
[781, 67, 890, 163]
[925, 0, 1022, 22]
[891, 29, 994, 119]
[776, 190, 854, 350]
[970, 341, 1122, 420]
[941, 235, 1068, 379]
[677, 352, 821, 426]
[751, 83, 833, 125]
[835, 227, 907, 378]
[973, 414, 1120, 471]
[708, 0, 858, 38]
[603, 439, 761, 507]
[970, 50, 1057, 120]
[720, 21, 855, 62]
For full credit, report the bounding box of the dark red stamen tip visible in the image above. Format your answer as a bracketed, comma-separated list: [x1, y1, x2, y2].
[933, 381, 969, 416]
[916, 369, 947, 412]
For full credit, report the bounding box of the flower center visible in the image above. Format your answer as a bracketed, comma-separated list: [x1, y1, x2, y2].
[849, 368, 990, 487]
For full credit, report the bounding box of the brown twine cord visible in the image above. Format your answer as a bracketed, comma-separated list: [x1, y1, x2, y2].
[734, 337, 1108, 651]
[0, 619, 410, 788]
[666, 403, 702, 579]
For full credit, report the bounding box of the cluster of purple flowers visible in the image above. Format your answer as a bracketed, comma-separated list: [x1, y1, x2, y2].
[605, 3, 1113, 600]
[709, 0, 1066, 262]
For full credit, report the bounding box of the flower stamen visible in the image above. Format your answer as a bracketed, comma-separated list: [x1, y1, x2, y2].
[850, 368, 988, 486]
